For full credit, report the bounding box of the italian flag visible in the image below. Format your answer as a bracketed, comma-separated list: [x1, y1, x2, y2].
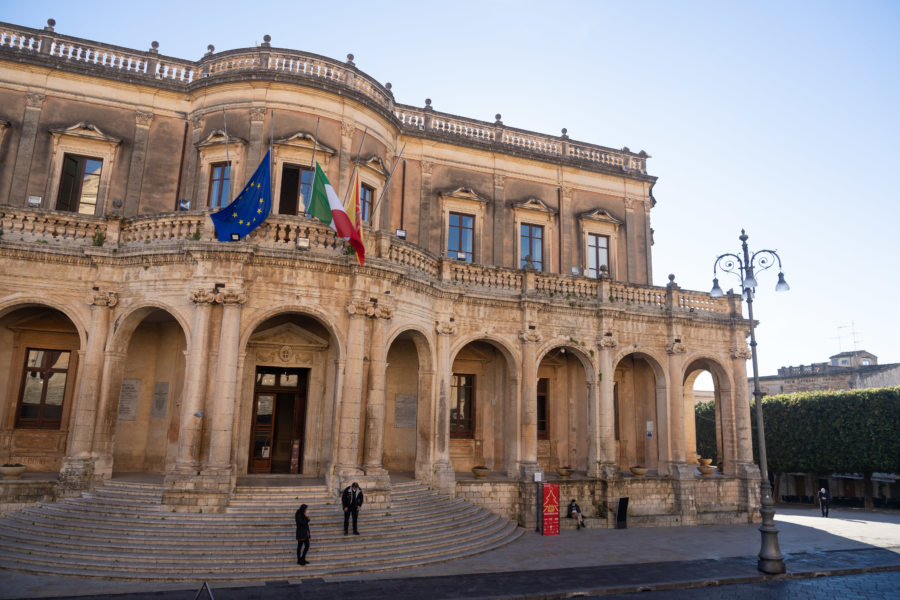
[307, 163, 365, 265]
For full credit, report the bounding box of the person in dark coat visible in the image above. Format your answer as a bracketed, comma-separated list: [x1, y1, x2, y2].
[295, 504, 310, 565]
[341, 482, 364, 535]
[818, 487, 831, 518]
[567, 499, 585, 530]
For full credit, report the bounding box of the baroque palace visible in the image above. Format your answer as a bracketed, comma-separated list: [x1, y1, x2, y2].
[0, 19, 760, 528]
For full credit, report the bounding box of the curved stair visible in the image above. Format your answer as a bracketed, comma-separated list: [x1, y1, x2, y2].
[0, 480, 523, 581]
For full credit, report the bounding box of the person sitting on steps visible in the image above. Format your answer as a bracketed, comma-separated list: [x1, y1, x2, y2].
[567, 499, 586, 530]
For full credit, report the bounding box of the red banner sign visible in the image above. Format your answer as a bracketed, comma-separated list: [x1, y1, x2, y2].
[542, 483, 559, 535]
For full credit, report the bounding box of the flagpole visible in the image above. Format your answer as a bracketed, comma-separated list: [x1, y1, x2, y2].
[370, 142, 406, 227]
[223, 108, 232, 202]
[305, 117, 321, 215]
[341, 127, 368, 209]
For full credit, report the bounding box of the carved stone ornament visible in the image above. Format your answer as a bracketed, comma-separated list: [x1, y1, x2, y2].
[624, 196, 636, 210]
[190, 114, 205, 130]
[519, 330, 542, 344]
[25, 92, 46, 108]
[88, 290, 118, 307]
[374, 305, 395, 320]
[216, 289, 247, 306]
[435, 320, 457, 336]
[135, 111, 154, 126]
[599, 335, 618, 349]
[666, 341, 686, 355]
[279, 345, 292, 362]
[341, 121, 356, 139]
[493, 173, 506, 188]
[347, 299, 376, 317]
[190, 289, 217, 305]
[561, 186, 574, 201]
[249, 107, 266, 122]
[421, 161, 433, 176]
[731, 346, 753, 360]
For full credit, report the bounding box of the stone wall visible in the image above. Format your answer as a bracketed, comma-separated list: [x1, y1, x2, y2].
[0, 480, 56, 516]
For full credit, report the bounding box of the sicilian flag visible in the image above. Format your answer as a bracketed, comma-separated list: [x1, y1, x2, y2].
[210, 150, 271, 242]
[307, 162, 365, 265]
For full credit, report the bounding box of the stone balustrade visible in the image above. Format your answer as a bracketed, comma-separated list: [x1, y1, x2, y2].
[0, 21, 648, 175]
[1, 206, 727, 314]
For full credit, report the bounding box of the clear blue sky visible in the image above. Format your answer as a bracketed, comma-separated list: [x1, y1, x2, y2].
[4, 1, 899, 385]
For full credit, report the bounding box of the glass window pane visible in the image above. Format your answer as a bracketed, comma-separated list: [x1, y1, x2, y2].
[44, 372, 67, 407]
[84, 159, 103, 176]
[48, 351, 69, 370]
[27, 350, 45, 368]
[461, 229, 472, 254]
[280, 373, 298, 387]
[260, 373, 276, 386]
[256, 395, 274, 425]
[22, 374, 43, 405]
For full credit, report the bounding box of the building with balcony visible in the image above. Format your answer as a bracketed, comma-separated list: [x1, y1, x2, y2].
[0, 20, 761, 527]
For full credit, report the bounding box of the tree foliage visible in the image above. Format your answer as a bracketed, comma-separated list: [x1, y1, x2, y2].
[694, 399, 718, 462]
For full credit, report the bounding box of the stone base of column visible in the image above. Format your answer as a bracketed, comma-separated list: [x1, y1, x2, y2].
[162, 469, 232, 513]
[671, 463, 698, 526]
[57, 456, 95, 497]
[518, 462, 542, 482]
[92, 453, 114, 481]
[737, 461, 762, 523]
[596, 462, 621, 481]
[431, 461, 456, 497]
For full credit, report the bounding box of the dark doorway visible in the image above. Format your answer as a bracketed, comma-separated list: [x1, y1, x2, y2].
[249, 367, 308, 473]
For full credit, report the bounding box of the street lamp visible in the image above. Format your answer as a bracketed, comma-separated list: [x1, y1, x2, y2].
[710, 229, 789, 575]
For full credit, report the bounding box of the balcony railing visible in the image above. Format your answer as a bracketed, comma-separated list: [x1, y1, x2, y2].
[1, 207, 729, 316]
[0, 21, 649, 175]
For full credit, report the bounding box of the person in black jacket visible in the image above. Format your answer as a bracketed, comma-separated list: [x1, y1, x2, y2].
[341, 482, 364, 535]
[818, 487, 831, 518]
[567, 499, 586, 530]
[295, 504, 310, 565]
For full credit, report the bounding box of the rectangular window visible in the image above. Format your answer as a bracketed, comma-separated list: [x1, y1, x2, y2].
[450, 373, 475, 438]
[360, 183, 374, 224]
[448, 213, 474, 262]
[208, 162, 231, 208]
[16, 348, 70, 429]
[537, 377, 549, 440]
[520, 223, 544, 270]
[279, 165, 314, 215]
[587, 233, 609, 278]
[56, 154, 103, 215]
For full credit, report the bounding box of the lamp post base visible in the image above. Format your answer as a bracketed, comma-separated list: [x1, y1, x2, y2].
[757, 498, 786, 574]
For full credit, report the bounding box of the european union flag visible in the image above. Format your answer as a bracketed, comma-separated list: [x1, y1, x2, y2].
[210, 150, 272, 242]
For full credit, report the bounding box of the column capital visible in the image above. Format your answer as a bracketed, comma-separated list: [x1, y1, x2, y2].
[435, 320, 457, 336]
[666, 341, 686, 355]
[493, 173, 506, 188]
[190, 113, 205, 130]
[87, 290, 118, 308]
[561, 185, 574, 200]
[421, 160, 433, 176]
[135, 110, 154, 127]
[249, 107, 266, 123]
[190, 288, 217, 305]
[519, 329, 542, 344]
[599, 333, 617, 349]
[25, 92, 46, 108]
[341, 120, 356, 139]
[216, 288, 247, 305]
[347, 299, 375, 317]
[731, 345, 752, 360]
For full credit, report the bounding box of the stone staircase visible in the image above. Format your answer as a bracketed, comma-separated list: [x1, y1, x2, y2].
[0, 479, 523, 581]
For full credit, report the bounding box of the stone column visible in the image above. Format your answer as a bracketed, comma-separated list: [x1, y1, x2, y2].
[417, 161, 433, 251]
[123, 110, 153, 214]
[597, 334, 618, 477]
[245, 108, 267, 186]
[174, 289, 215, 472]
[731, 345, 754, 463]
[518, 329, 542, 477]
[89, 349, 127, 479]
[182, 114, 205, 208]
[666, 341, 687, 466]
[335, 299, 370, 480]
[206, 288, 246, 471]
[58, 290, 117, 493]
[432, 319, 457, 494]
[492, 173, 505, 265]
[363, 303, 394, 476]
[624, 196, 637, 283]
[8, 92, 45, 206]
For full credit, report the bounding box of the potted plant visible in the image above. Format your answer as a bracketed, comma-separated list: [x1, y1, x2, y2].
[629, 465, 648, 477]
[697, 463, 717, 477]
[471, 465, 489, 479]
[556, 465, 574, 478]
[0, 463, 27, 480]
[698, 457, 713, 466]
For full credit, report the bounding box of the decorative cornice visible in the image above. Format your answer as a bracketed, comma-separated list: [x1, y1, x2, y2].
[435, 320, 457, 336]
[88, 290, 118, 307]
[49, 122, 122, 144]
[511, 197, 557, 214]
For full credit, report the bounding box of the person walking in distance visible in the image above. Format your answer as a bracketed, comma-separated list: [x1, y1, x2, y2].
[342, 482, 364, 535]
[295, 504, 311, 565]
[818, 487, 831, 518]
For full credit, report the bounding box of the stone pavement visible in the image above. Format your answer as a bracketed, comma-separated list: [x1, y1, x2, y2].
[2, 505, 899, 599]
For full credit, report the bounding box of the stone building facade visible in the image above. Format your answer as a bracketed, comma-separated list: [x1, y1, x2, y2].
[756, 351, 900, 397]
[0, 20, 760, 526]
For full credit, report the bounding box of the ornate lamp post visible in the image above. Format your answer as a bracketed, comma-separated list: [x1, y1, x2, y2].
[710, 229, 789, 574]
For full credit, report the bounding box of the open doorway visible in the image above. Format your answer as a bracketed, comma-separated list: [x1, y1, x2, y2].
[248, 366, 308, 473]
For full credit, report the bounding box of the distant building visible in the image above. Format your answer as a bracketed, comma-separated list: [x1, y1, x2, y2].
[754, 351, 900, 397]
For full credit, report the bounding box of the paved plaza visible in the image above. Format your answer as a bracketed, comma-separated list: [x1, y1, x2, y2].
[2, 505, 899, 599]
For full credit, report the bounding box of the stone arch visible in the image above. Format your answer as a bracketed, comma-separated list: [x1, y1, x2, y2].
[381, 326, 435, 479]
[534, 343, 595, 472]
[107, 302, 191, 354]
[613, 351, 668, 471]
[448, 336, 520, 475]
[0, 301, 84, 471]
[239, 304, 346, 360]
[683, 355, 737, 475]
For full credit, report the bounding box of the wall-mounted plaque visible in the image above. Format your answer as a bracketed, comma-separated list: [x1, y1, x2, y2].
[394, 394, 417, 428]
[151, 382, 169, 419]
[117, 379, 141, 421]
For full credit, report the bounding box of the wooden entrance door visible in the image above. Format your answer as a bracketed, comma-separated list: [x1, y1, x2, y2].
[249, 367, 308, 474]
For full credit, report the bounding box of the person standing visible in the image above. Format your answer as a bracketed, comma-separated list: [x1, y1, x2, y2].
[295, 504, 310, 565]
[567, 499, 586, 530]
[341, 482, 364, 535]
[818, 487, 831, 518]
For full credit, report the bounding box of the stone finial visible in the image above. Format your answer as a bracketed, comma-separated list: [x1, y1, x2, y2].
[667, 274, 677, 288]
[561, 128, 568, 138]
[206, 44, 215, 55]
[262, 34, 271, 48]
[495, 113, 502, 124]
[424, 98, 432, 108]
[149, 41, 159, 54]
[385, 82, 392, 90]
[45, 18, 56, 32]
[346, 53, 355, 66]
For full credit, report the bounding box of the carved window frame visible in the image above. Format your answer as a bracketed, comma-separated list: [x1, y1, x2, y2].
[512, 198, 556, 273]
[196, 130, 247, 209]
[356, 156, 387, 227]
[579, 209, 622, 280]
[46, 123, 121, 215]
[440, 188, 488, 263]
[271, 132, 335, 216]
